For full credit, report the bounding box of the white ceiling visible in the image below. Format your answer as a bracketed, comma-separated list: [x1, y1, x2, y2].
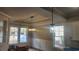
[54, 7, 79, 19]
[0, 7, 52, 27]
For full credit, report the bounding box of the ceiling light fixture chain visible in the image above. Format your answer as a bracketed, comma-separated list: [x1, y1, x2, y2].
[51, 7, 54, 25]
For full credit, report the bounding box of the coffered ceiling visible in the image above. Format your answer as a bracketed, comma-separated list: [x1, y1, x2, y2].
[0, 7, 52, 27]
[1, 7, 79, 27]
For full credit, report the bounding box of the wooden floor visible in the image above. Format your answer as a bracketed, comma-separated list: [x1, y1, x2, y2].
[28, 48, 41, 51]
[29, 48, 39, 51]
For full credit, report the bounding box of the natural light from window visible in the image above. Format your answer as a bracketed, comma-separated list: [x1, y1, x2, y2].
[51, 25, 64, 49]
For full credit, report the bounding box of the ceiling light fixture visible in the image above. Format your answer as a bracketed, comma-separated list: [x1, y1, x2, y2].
[50, 7, 54, 26]
[28, 28, 36, 31]
[28, 16, 36, 32]
[30, 16, 34, 19]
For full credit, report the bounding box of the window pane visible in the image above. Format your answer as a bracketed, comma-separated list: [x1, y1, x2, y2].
[55, 32, 64, 36]
[55, 37, 63, 48]
[9, 27, 18, 44]
[55, 32, 60, 36]
[0, 21, 3, 43]
[20, 28, 27, 43]
[53, 26, 64, 48]
[0, 30, 3, 43]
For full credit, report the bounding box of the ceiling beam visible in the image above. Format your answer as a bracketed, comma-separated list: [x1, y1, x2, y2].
[29, 18, 50, 24]
[0, 11, 12, 19]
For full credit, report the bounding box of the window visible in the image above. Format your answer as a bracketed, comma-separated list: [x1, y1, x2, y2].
[0, 21, 4, 43]
[9, 26, 28, 44]
[9, 27, 18, 44]
[52, 26, 64, 48]
[20, 28, 27, 43]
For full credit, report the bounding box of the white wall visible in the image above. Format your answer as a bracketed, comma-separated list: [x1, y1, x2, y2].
[32, 13, 66, 51]
[53, 13, 79, 48]
[32, 27, 52, 51]
[53, 13, 66, 24]
[68, 21, 79, 40]
[62, 16, 79, 48]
